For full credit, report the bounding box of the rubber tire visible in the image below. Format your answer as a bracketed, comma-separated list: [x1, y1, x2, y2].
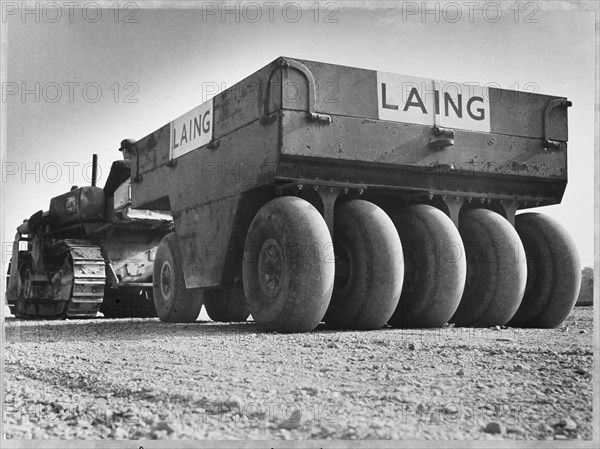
[153, 233, 203, 323]
[451, 209, 527, 327]
[388, 205, 466, 328]
[508, 213, 581, 328]
[324, 200, 403, 330]
[243, 196, 334, 333]
[204, 287, 250, 322]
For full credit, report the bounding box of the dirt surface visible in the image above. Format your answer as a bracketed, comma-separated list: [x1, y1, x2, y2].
[3, 306, 594, 441]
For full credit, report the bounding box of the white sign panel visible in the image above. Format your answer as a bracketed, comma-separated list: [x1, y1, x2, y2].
[170, 98, 213, 159]
[377, 72, 490, 132]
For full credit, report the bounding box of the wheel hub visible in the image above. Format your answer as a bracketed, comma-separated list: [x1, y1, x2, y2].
[160, 261, 173, 300]
[22, 268, 33, 299]
[258, 238, 284, 298]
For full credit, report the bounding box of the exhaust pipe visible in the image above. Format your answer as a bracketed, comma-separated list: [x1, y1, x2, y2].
[91, 154, 98, 187]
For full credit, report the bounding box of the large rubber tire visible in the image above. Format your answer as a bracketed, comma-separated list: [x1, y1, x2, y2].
[324, 200, 403, 330]
[451, 209, 527, 327]
[153, 233, 203, 323]
[243, 197, 334, 333]
[204, 287, 250, 322]
[508, 213, 581, 328]
[388, 205, 466, 328]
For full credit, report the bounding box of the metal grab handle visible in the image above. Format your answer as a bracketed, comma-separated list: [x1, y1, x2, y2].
[544, 98, 571, 151]
[260, 57, 332, 125]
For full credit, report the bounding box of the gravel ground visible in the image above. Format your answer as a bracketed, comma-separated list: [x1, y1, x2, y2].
[2, 306, 594, 441]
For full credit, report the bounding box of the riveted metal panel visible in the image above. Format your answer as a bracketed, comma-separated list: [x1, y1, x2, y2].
[165, 117, 280, 288]
[280, 111, 567, 182]
[163, 118, 280, 213]
[130, 164, 171, 210]
[213, 62, 281, 139]
[282, 59, 569, 141]
[276, 156, 566, 205]
[134, 124, 171, 177]
[176, 197, 239, 289]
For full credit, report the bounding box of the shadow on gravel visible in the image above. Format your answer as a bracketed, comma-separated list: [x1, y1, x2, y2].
[4, 318, 348, 343]
[4, 319, 255, 343]
[6, 307, 592, 344]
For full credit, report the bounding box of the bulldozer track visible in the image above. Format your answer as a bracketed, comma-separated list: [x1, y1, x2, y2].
[60, 240, 106, 318]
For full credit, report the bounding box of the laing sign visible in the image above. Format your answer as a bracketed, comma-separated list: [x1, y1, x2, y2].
[170, 98, 213, 159]
[377, 72, 490, 133]
[168, 72, 489, 160]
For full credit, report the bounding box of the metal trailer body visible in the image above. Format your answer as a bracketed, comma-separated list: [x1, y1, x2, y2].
[130, 57, 580, 331]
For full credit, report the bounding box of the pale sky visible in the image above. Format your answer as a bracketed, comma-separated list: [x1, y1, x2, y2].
[1, 1, 597, 268]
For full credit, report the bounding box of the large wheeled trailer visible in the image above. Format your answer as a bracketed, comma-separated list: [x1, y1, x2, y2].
[130, 57, 581, 332]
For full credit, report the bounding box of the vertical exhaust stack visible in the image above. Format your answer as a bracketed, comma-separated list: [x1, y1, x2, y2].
[91, 154, 98, 187]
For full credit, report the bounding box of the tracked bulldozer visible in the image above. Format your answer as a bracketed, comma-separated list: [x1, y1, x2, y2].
[5, 153, 173, 319]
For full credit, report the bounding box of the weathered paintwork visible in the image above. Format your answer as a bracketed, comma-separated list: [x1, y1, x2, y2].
[49, 187, 105, 230]
[130, 57, 571, 290]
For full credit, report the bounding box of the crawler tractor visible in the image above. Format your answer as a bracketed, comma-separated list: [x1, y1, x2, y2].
[5, 157, 173, 319]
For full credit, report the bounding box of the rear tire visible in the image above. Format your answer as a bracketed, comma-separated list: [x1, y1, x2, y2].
[388, 205, 465, 328]
[451, 209, 526, 327]
[153, 233, 203, 323]
[243, 197, 334, 333]
[204, 287, 250, 322]
[324, 200, 403, 330]
[6, 260, 15, 316]
[508, 213, 581, 328]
